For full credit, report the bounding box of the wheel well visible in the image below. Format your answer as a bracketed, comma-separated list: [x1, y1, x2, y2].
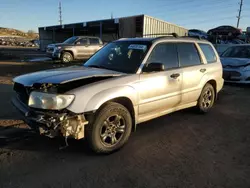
[207, 80, 217, 98]
[62, 50, 74, 59]
[109, 97, 136, 131]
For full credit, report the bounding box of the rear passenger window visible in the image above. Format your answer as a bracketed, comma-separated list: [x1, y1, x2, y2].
[177, 43, 201, 67]
[89, 38, 100, 45]
[199, 43, 217, 63]
[147, 43, 179, 70]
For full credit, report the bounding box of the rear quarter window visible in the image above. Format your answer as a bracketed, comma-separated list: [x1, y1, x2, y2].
[199, 43, 217, 63]
[90, 38, 100, 45]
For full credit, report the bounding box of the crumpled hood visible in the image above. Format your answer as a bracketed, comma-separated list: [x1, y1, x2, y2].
[221, 57, 250, 67]
[13, 66, 124, 86]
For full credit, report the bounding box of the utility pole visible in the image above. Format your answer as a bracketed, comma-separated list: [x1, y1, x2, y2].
[59, 1, 62, 25]
[237, 0, 243, 28]
[111, 12, 113, 19]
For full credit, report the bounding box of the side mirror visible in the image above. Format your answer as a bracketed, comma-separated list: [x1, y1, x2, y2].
[143, 62, 164, 72]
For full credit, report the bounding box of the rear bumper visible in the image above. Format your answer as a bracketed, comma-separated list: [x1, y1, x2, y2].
[217, 78, 224, 92]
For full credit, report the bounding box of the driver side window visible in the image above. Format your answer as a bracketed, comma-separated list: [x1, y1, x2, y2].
[77, 38, 88, 45]
[147, 43, 179, 70]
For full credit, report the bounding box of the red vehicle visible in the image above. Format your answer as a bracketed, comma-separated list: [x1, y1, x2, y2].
[208, 25, 242, 37]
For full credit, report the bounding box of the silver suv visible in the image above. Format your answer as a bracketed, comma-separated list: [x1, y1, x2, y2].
[12, 36, 224, 153]
[46, 36, 103, 63]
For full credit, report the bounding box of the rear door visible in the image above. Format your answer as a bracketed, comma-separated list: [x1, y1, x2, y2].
[89, 38, 103, 57]
[176, 42, 205, 104]
[75, 38, 90, 59]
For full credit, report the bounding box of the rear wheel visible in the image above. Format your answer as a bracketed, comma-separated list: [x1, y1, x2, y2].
[86, 102, 132, 154]
[61, 52, 73, 63]
[197, 83, 215, 113]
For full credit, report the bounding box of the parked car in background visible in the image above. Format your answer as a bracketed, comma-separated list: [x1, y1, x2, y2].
[12, 36, 224, 154]
[218, 39, 245, 44]
[221, 45, 250, 83]
[46, 36, 104, 63]
[188, 29, 208, 39]
[208, 25, 242, 37]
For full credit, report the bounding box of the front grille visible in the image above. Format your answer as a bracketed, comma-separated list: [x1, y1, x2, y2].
[13, 82, 29, 104]
[223, 71, 241, 81]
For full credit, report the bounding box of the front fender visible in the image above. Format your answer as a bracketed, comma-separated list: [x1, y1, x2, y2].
[67, 85, 137, 113]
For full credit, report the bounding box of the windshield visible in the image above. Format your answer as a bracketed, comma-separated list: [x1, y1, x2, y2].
[221, 46, 250, 58]
[63, 36, 78, 44]
[84, 41, 151, 73]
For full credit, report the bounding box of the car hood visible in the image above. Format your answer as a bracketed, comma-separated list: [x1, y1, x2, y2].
[13, 66, 125, 86]
[221, 57, 250, 67]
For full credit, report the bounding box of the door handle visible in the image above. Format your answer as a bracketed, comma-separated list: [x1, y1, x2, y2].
[200, 68, 206, 73]
[170, 73, 180, 79]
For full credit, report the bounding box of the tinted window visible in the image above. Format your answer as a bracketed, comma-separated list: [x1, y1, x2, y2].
[78, 38, 88, 45]
[177, 43, 201, 67]
[89, 38, 100, 45]
[147, 43, 178, 70]
[199, 43, 217, 63]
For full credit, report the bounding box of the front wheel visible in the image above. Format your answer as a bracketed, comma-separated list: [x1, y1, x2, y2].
[61, 52, 73, 63]
[197, 83, 215, 113]
[86, 102, 132, 154]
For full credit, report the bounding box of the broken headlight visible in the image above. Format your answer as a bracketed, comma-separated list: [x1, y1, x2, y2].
[28, 91, 75, 110]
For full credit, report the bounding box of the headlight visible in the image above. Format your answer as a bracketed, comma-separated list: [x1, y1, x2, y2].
[28, 92, 75, 110]
[244, 65, 250, 71]
[54, 46, 62, 52]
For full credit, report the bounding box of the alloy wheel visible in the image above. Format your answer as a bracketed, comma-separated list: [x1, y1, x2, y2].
[63, 54, 71, 63]
[100, 114, 126, 146]
[202, 88, 213, 109]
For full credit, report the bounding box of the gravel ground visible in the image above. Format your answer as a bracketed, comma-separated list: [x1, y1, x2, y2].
[0, 47, 250, 188]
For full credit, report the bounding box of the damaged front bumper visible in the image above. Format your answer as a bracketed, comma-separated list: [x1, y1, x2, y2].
[223, 68, 250, 83]
[11, 96, 88, 140]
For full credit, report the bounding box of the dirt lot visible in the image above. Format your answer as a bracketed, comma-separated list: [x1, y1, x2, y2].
[0, 47, 250, 188]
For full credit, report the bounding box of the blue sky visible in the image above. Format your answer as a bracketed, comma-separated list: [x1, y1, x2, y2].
[0, 0, 250, 32]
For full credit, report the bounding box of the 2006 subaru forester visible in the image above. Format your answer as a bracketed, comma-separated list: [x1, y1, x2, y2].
[12, 36, 224, 153]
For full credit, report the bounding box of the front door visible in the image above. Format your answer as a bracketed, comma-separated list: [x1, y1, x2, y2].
[138, 43, 182, 121]
[75, 38, 90, 59]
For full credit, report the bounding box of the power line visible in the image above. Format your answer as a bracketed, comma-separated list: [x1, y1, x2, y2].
[237, 0, 243, 28]
[59, 1, 62, 25]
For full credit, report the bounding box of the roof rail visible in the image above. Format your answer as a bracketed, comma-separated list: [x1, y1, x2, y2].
[143, 33, 179, 38]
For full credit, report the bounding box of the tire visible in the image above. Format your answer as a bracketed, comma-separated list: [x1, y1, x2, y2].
[197, 83, 215, 113]
[86, 102, 132, 154]
[61, 52, 73, 63]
